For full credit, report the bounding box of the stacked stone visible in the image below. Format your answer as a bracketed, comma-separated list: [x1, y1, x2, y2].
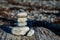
[12, 10, 34, 36]
[16, 11, 27, 27]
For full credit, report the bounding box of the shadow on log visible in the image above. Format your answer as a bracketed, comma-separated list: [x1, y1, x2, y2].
[0, 26, 12, 34]
[27, 20, 60, 36]
[0, 20, 60, 36]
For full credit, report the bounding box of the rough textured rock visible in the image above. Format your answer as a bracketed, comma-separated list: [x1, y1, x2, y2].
[12, 27, 29, 35]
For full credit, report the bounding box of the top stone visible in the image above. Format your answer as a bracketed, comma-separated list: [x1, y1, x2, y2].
[17, 12, 27, 17]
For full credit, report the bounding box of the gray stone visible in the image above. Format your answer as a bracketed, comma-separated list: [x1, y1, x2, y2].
[17, 18, 27, 22]
[17, 22, 27, 26]
[12, 27, 29, 35]
[17, 12, 27, 17]
[27, 29, 34, 36]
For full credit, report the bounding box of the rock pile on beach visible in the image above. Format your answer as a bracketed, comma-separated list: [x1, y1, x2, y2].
[12, 9, 34, 36]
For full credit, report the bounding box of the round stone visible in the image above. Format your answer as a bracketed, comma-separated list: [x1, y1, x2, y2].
[27, 29, 34, 36]
[12, 27, 29, 35]
[17, 18, 27, 22]
[17, 12, 27, 17]
[15, 22, 27, 26]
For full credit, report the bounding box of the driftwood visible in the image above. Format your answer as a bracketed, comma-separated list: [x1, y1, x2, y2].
[0, 27, 60, 40]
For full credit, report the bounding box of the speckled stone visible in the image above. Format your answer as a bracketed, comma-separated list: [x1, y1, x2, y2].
[15, 22, 27, 26]
[17, 12, 27, 17]
[17, 18, 27, 23]
[12, 27, 29, 35]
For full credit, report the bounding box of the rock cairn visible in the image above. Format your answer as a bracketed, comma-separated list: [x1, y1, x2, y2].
[12, 9, 34, 36]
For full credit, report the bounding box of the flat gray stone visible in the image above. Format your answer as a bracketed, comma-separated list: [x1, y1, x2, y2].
[17, 18, 27, 22]
[17, 12, 27, 17]
[17, 22, 27, 26]
[12, 27, 29, 35]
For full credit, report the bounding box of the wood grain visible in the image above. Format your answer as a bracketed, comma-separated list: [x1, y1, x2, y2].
[0, 27, 60, 40]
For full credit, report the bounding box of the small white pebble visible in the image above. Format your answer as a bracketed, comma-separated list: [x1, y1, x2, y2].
[27, 29, 34, 36]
